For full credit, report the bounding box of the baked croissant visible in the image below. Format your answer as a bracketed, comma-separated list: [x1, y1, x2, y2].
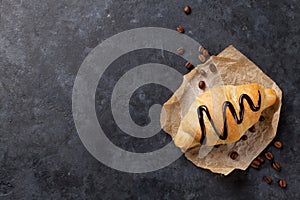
[174, 83, 277, 150]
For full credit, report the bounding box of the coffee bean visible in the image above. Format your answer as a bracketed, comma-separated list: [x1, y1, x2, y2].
[279, 179, 287, 188]
[202, 49, 209, 56]
[257, 156, 265, 164]
[263, 176, 272, 184]
[273, 141, 283, 149]
[177, 47, 185, 55]
[251, 162, 259, 169]
[198, 81, 206, 90]
[198, 45, 204, 53]
[176, 26, 184, 33]
[185, 62, 194, 70]
[229, 151, 239, 160]
[252, 159, 261, 167]
[198, 54, 206, 62]
[241, 135, 248, 141]
[264, 152, 274, 160]
[184, 5, 191, 14]
[272, 161, 281, 171]
[248, 126, 256, 132]
[199, 69, 207, 76]
[259, 115, 265, 121]
[209, 63, 217, 73]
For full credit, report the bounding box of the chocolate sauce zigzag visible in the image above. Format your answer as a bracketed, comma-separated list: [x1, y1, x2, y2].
[197, 91, 261, 145]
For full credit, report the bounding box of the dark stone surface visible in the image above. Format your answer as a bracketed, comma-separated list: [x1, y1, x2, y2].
[0, 0, 299, 199]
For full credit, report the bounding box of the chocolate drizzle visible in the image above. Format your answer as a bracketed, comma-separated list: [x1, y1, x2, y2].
[197, 91, 261, 145]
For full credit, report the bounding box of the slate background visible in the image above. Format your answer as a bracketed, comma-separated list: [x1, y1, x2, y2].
[0, 0, 299, 199]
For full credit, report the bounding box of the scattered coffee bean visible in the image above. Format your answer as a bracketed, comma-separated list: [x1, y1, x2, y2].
[279, 179, 287, 188]
[273, 141, 283, 149]
[264, 152, 274, 160]
[263, 176, 272, 184]
[198, 45, 204, 53]
[248, 126, 256, 132]
[272, 161, 281, 171]
[184, 5, 191, 14]
[257, 156, 265, 164]
[199, 69, 207, 77]
[251, 162, 259, 169]
[202, 49, 209, 56]
[198, 54, 206, 62]
[252, 159, 261, 167]
[198, 81, 206, 90]
[241, 135, 248, 141]
[259, 115, 265, 121]
[185, 62, 194, 70]
[176, 26, 184, 33]
[229, 151, 239, 160]
[209, 63, 217, 73]
[177, 47, 185, 55]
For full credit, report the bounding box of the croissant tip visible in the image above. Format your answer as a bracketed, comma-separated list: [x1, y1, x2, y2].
[264, 88, 277, 108]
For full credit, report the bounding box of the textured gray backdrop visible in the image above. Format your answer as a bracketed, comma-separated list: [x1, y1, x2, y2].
[0, 0, 299, 199]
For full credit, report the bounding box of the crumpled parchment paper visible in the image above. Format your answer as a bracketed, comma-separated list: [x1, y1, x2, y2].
[160, 45, 282, 175]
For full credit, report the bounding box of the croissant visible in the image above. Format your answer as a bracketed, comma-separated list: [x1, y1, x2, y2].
[174, 83, 277, 150]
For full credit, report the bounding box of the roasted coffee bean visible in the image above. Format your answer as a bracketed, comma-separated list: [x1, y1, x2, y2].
[252, 159, 261, 167]
[177, 47, 185, 55]
[185, 62, 194, 70]
[264, 152, 274, 161]
[248, 126, 256, 132]
[198, 45, 204, 53]
[279, 179, 287, 188]
[198, 81, 206, 90]
[176, 26, 184, 33]
[198, 54, 206, 62]
[202, 49, 209, 56]
[263, 176, 272, 184]
[241, 135, 248, 141]
[251, 162, 259, 169]
[199, 69, 207, 76]
[229, 151, 239, 160]
[184, 5, 191, 14]
[257, 156, 265, 164]
[259, 115, 265, 121]
[273, 141, 283, 149]
[272, 161, 281, 171]
[209, 63, 217, 73]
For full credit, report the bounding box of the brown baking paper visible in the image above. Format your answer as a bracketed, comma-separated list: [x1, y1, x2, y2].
[160, 45, 282, 175]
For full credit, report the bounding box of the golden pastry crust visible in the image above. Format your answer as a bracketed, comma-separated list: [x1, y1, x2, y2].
[173, 83, 276, 150]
